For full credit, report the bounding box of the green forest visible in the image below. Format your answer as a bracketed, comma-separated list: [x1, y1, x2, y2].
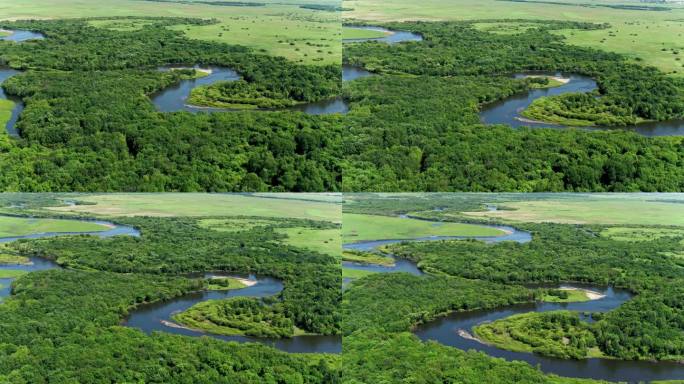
[0, 17, 342, 192]
[0, 212, 342, 383]
[342, 20, 684, 192]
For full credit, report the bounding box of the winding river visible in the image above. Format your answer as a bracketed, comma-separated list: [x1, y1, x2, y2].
[0, 215, 340, 353]
[343, 213, 684, 381]
[342, 64, 374, 82]
[152, 65, 348, 115]
[343, 26, 423, 44]
[480, 72, 684, 136]
[0, 30, 45, 42]
[124, 273, 342, 353]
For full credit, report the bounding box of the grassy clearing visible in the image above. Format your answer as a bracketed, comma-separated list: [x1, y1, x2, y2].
[0, 253, 30, 265]
[0, 0, 341, 65]
[0, 269, 27, 278]
[342, 267, 376, 279]
[88, 18, 155, 31]
[343, 0, 684, 75]
[526, 76, 565, 89]
[601, 227, 684, 242]
[464, 195, 684, 226]
[48, 194, 341, 222]
[275, 227, 341, 258]
[206, 276, 247, 291]
[541, 288, 590, 303]
[0, 216, 109, 237]
[342, 26, 388, 39]
[343, 213, 506, 242]
[198, 218, 278, 233]
[342, 250, 394, 266]
[0, 98, 14, 130]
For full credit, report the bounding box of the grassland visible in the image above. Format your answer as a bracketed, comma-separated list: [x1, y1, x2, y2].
[464, 195, 684, 226]
[343, 0, 684, 75]
[342, 26, 388, 39]
[601, 227, 684, 242]
[205, 276, 247, 291]
[0, 253, 30, 265]
[0, 99, 14, 130]
[0, 215, 109, 237]
[0, 269, 27, 279]
[343, 213, 506, 242]
[0, 0, 341, 65]
[541, 288, 591, 303]
[342, 250, 394, 266]
[276, 227, 341, 257]
[342, 267, 376, 279]
[48, 194, 341, 222]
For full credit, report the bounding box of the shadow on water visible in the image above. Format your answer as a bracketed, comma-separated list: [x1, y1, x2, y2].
[480, 71, 684, 136]
[343, 64, 374, 82]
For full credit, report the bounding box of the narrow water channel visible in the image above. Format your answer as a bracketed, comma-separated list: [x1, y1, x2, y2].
[1, 68, 24, 137]
[343, 26, 423, 44]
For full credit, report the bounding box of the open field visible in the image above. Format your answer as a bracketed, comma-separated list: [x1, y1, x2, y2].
[206, 276, 248, 291]
[0, 269, 27, 278]
[342, 267, 376, 279]
[275, 227, 341, 257]
[342, 26, 387, 39]
[0, 215, 109, 237]
[343, 213, 506, 242]
[0, 99, 13, 129]
[601, 227, 684, 242]
[0, 253, 30, 264]
[464, 194, 684, 226]
[47, 194, 341, 222]
[343, 0, 684, 75]
[0, 0, 341, 64]
[342, 250, 394, 266]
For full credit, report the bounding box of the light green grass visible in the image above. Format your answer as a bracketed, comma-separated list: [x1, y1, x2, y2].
[465, 195, 684, 226]
[275, 227, 341, 258]
[0, 269, 27, 278]
[343, 213, 506, 242]
[0, 216, 109, 237]
[342, 267, 376, 279]
[601, 227, 684, 242]
[0, 30, 10, 37]
[0, 253, 30, 265]
[542, 289, 590, 303]
[342, 250, 394, 266]
[0, 0, 341, 65]
[343, 0, 684, 75]
[88, 18, 155, 31]
[0, 98, 14, 130]
[48, 194, 341, 222]
[206, 276, 247, 291]
[342, 26, 388, 39]
[198, 218, 278, 233]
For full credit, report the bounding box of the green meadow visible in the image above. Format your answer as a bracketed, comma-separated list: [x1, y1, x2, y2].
[276, 227, 341, 258]
[465, 195, 684, 226]
[342, 26, 387, 39]
[343, 213, 506, 242]
[0, 99, 14, 130]
[48, 194, 341, 222]
[0, 269, 27, 279]
[0, 0, 341, 65]
[343, 0, 684, 75]
[0, 215, 108, 237]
